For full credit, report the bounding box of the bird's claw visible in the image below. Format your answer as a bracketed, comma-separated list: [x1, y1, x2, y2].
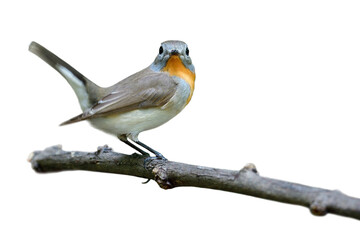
[95, 145, 112, 156]
[143, 155, 167, 168]
[142, 179, 151, 184]
[141, 155, 167, 184]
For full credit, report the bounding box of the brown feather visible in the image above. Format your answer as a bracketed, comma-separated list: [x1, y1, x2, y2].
[60, 67, 177, 125]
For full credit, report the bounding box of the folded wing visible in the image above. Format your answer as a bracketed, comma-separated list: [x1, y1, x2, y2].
[61, 69, 177, 125]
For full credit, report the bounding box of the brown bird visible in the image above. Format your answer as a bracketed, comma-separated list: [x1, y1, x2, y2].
[29, 41, 195, 160]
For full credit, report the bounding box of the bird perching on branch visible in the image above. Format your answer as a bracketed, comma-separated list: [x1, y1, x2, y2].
[29, 41, 196, 161]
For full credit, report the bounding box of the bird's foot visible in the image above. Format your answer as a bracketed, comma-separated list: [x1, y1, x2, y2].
[154, 152, 167, 162]
[143, 155, 167, 168]
[95, 145, 113, 156]
[142, 154, 167, 184]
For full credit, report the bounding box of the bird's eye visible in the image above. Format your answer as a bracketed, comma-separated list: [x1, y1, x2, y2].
[159, 46, 164, 54]
[185, 47, 189, 56]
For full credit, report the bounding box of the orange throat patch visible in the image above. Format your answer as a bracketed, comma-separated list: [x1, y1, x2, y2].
[162, 55, 195, 104]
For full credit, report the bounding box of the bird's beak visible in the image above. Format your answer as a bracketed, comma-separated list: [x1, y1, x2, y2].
[170, 50, 179, 55]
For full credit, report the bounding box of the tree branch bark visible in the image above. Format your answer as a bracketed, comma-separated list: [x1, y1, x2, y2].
[28, 145, 360, 220]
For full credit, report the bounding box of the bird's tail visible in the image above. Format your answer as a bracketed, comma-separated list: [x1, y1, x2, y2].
[29, 41, 103, 111]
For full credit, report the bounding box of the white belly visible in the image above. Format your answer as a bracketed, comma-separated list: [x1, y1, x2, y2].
[89, 78, 191, 141]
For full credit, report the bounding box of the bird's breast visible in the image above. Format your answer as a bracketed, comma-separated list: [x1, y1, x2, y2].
[162, 55, 195, 104]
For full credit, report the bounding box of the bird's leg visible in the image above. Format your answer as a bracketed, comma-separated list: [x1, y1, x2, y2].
[134, 140, 167, 161]
[117, 135, 149, 156]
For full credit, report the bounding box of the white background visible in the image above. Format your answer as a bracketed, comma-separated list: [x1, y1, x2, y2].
[1, 0, 359, 239]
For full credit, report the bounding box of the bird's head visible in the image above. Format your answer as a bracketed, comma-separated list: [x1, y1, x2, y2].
[151, 40, 195, 74]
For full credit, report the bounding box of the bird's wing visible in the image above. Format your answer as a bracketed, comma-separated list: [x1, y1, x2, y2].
[60, 69, 177, 125]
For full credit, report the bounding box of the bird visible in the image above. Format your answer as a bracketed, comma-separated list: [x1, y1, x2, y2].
[29, 40, 196, 160]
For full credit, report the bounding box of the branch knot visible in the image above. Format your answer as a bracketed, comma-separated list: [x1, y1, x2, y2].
[152, 165, 173, 189]
[310, 190, 343, 216]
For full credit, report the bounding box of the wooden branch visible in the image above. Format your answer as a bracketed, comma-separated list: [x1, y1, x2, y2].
[28, 145, 360, 220]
